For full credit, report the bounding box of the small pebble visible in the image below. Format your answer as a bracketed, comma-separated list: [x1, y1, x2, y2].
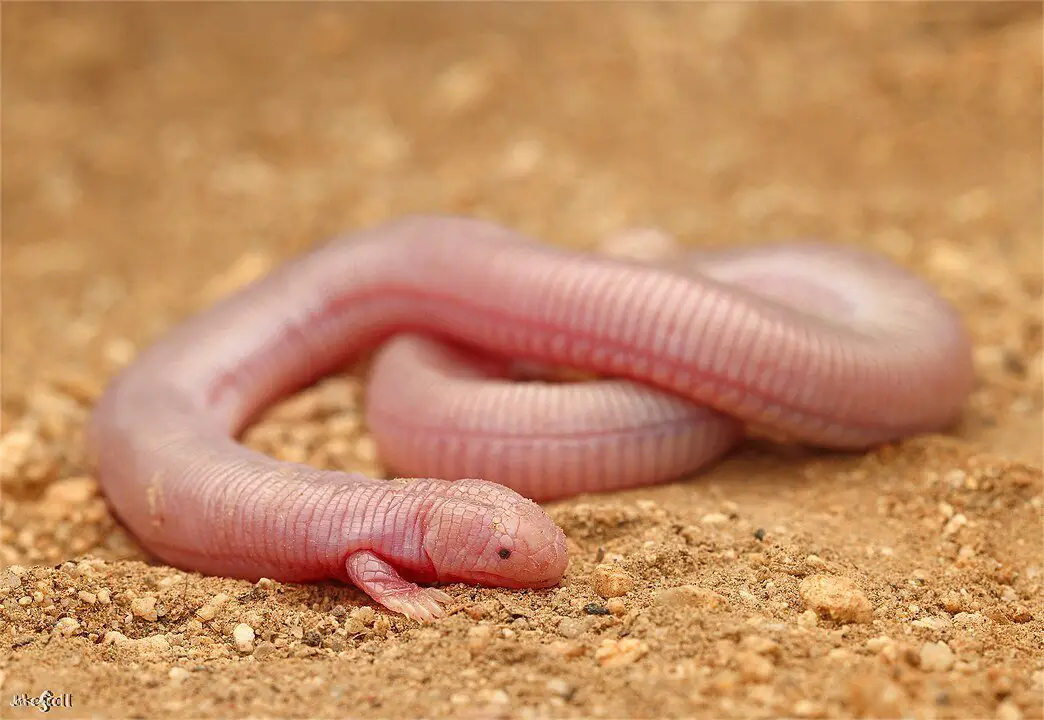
[805, 554, 828, 569]
[349, 606, 376, 626]
[919, 640, 955, 672]
[1009, 605, 1033, 623]
[654, 584, 726, 610]
[195, 594, 228, 622]
[734, 651, 775, 682]
[103, 631, 130, 646]
[195, 604, 217, 622]
[942, 513, 968, 537]
[254, 641, 277, 660]
[912, 615, 951, 631]
[232, 623, 256, 653]
[700, 512, 729, 525]
[466, 603, 489, 621]
[605, 598, 627, 616]
[546, 678, 575, 700]
[739, 636, 779, 656]
[952, 612, 986, 627]
[78, 590, 97, 605]
[584, 602, 611, 616]
[168, 667, 190, 684]
[342, 618, 368, 636]
[322, 635, 344, 652]
[467, 625, 495, 653]
[131, 596, 159, 622]
[145, 635, 170, 652]
[53, 617, 80, 637]
[865, 636, 895, 653]
[943, 584, 964, 609]
[372, 615, 391, 636]
[547, 640, 585, 659]
[591, 565, 633, 598]
[595, 638, 649, 668]
[302, 630, 322, 647]
[556, 617, 589, 638]
[798, 574, 873, 624]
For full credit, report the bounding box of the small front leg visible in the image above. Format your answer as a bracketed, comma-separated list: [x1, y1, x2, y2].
[345, 550, 454, 622]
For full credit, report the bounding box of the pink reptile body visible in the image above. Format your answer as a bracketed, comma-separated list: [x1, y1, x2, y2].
[87, 216, 975, 620]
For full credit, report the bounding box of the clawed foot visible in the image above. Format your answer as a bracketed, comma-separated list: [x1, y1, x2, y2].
[345, 549, 454, 623]
[377, 586, 454, 623]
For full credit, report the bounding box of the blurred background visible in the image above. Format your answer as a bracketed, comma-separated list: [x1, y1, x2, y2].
[5, 1, 1042, 449]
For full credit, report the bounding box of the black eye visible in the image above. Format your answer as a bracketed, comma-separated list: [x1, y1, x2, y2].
[498, 548, 511, 560]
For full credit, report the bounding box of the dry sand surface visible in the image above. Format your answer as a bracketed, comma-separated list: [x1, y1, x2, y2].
[2, 4, 1042, 719]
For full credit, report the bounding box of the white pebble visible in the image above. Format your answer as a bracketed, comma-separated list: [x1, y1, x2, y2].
[53, 617, 80, 637]
[130, 595, 158, 621]
[233, 623, 255, 653]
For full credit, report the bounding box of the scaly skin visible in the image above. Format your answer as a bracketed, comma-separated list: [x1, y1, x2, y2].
[86, 215, 975, 620]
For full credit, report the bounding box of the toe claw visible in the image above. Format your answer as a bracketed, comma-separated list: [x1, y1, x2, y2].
[419, 594, 445, 619]
[379, 588, 449, 623]
[410, 600, 437, 623]
[428, 588, 454, 605]
[411, 596, 441, 622]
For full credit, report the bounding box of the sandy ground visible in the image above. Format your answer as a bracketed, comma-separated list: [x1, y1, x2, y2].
[2, 4, 1042, 719]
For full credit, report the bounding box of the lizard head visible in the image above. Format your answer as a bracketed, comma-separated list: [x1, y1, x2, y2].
[421, 479, 568, 589]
